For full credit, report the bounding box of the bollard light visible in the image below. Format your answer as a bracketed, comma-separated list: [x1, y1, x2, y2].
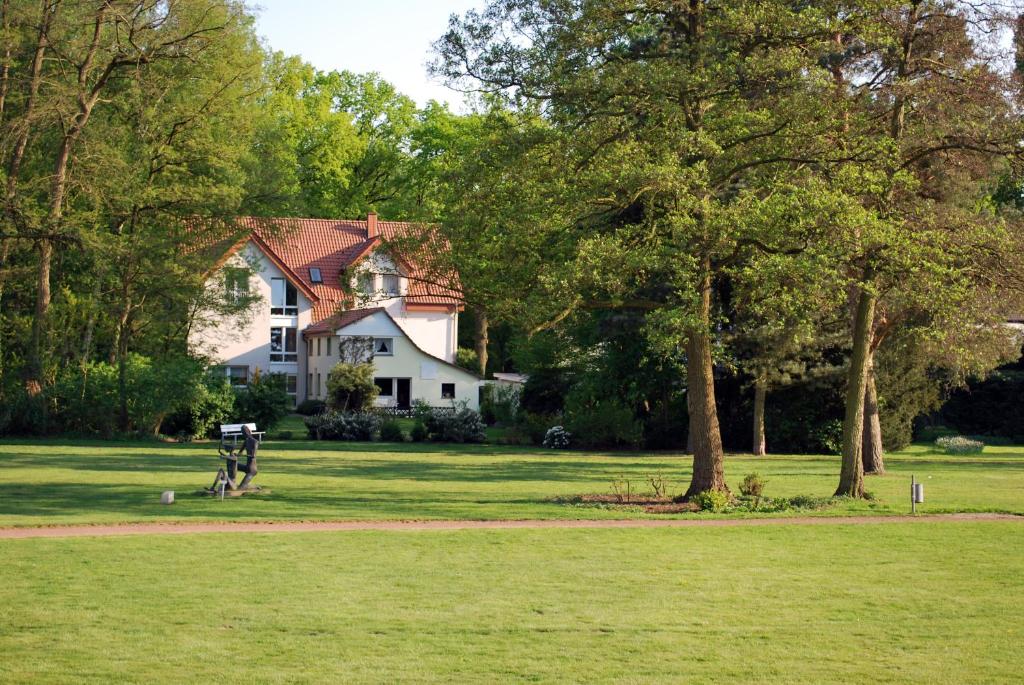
[161, 491, 175, 505]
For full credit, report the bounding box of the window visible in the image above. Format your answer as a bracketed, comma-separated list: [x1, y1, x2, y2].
[375, 378, 394, 396]
[286, 374, 297, 406]
[383, 273, 400, 296]
[308, 373, 313, 396]
[270, 277, 298, 315]
[373, 338, 393, 356]
[317, 338, 321, 356]
[358, 271, 375, 295]
[316, 372, 321, 398]
[227, 366, 248, 388]
[441, 383, 456, 399]
[270, 326, 297, 362]
[326, 337, 332, 356]
[309, 267, 323, 284]
[224, 268, 249, 304]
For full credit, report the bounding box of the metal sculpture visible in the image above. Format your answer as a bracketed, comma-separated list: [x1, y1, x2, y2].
[209, 423, 264, 498]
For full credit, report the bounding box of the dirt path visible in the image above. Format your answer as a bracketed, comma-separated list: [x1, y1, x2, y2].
[0, 513, 1018, 539]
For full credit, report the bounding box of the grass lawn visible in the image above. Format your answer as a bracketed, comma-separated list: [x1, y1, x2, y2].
[1, 521, 1022, 683]
[0, 436, 1022, 526]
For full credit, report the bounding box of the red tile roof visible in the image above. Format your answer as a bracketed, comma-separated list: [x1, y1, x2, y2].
[303, 307, 384, 337]
[227, 217, 462, 323]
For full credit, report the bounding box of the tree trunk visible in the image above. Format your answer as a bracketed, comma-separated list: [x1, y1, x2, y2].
[685, 391, 694, 454]
[752, 369, 767, 456]
[473, 306, 488, 377]
[862, 357, 885, 475]
[115, 296, 132, 432]
[683, 269, 728, 499]
[26, 239, 51, 390]
[836, 288, 876, 498]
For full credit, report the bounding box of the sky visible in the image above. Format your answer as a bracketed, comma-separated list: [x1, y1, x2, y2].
[251, 1, 481, 110]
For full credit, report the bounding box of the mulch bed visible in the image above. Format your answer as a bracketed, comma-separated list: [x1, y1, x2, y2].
[557, 494, 700, 514]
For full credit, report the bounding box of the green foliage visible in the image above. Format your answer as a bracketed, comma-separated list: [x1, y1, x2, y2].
[410, 421, 429, 443]
[304, 412, 381, 441]
[479, 383, 521, 427]
[160, 374, 237, 440]
[520, 367, 573, 416]
[423, 405, 487, 443]
[234, 372, 290, 432]
[691, 490, 731, 513]
[455, 348, 479, 374]
[325, 363, 379, 412]
[542, 426, 571, 449]
[739, 474, 766, 499]
[563, 388, 641, 450]
[380, 420, 406, 443]
[296, 399, 327, 416]
[941, 371, 1024, 441]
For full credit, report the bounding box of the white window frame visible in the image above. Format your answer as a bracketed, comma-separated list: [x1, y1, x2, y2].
[441, 383, 456, 400]
[382, 273, 400, 297]
[270, 326, 298, 363]
[373, 338, 394, 356]
[270, 277, 298, 316]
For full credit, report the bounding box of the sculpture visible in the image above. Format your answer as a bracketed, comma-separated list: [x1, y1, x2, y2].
[210, 424, 261, 496]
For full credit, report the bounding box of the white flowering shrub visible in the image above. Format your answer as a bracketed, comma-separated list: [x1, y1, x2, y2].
[935, 435, 984, 455]
[543, 425, 572, 449]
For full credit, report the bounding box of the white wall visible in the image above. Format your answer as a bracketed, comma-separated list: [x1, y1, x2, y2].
[352, 253, 458, 362]
[305, 311, 479, 409]
[189, 241, 311, 402]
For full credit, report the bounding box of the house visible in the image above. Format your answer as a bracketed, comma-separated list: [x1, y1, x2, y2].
[190, 213, 481, 410]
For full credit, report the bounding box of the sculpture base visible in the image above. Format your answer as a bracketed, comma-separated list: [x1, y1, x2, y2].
[197, 487, 270, 498]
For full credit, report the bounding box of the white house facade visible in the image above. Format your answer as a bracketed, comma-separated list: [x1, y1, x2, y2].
[189, 213, 480, 410]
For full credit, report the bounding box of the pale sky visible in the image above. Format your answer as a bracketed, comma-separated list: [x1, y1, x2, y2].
[251, 1, 482, 110]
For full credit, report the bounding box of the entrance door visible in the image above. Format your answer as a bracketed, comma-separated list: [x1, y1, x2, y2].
[396, 378, 411, 410]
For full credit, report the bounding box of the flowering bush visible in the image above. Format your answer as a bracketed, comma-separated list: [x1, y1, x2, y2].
[935, 435, 984, 455]
[304, 411, 381, 441]
[542, 425, 572, 449]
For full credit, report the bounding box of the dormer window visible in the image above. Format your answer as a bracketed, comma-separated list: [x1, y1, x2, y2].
[271, 277, 298, 316]
[309, 267, 323, 284]
[373, 338, 393, 356]
[383, 273, 400, 296]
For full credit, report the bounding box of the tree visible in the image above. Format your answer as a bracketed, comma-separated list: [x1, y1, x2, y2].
[435, 1, 852, 496]
[826, 1, 1024, 497]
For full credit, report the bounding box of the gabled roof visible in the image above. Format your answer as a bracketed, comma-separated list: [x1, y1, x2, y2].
[317, 307, 481, 380]
[303, 307, 384, 337]
[212, 216, 463, 323]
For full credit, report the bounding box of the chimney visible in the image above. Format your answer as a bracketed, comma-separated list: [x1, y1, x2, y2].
[367, 212, 378, 239]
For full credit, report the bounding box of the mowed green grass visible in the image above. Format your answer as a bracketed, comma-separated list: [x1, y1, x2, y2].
[0, 438, 1023, 526]
[1, 522, 1022, 683]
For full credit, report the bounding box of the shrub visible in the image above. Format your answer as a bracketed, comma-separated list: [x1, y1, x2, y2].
[935, 435, 985, 455]
[49, 355, 215, 437]
[325, 362, 379, 412]
[563, 392, 642, 450]
[480, 383, 521, 427]
[160, 372, 236, 439]
[542, 425, 571, 449]
[739, 473, 766, 498]
[691, 489, 731, 513]
[304, 411, 381, 441]
[410, 421, 428, 442]
[940, 371, 1024, 440]
[422, 403, 487, 443]
[276, 430, 293, 440]
[380, 419, 405, 442]
[520, 367, 572, 415]
[296, 399, 326, 416]
[234, 371, 290, 431]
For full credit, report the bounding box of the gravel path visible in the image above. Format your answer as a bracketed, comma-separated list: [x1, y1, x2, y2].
[0, 513, 1018, 539]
